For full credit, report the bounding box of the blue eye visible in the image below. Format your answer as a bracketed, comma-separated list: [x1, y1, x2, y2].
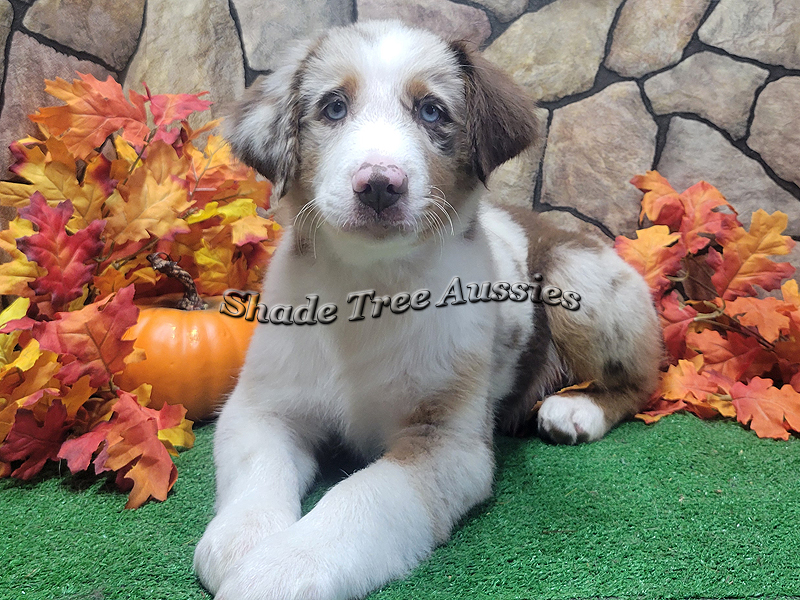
[323, 99, 347, 121]
[420, 102, 441, 123]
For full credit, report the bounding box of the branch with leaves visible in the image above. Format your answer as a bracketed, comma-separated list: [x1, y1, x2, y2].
[0, 73, 280, 507]
[615, 172, 800, 440]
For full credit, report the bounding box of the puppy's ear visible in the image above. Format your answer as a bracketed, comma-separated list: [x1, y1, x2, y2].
[451, 41, 539, 183]
[225, 41, 313, 198]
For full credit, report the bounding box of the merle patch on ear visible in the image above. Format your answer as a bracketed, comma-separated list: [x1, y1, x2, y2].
[450, 41, 539, 183]
[225, 41, 315, 199]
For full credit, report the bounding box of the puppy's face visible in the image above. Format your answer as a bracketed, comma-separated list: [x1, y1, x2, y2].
[228, 21, 537, 251]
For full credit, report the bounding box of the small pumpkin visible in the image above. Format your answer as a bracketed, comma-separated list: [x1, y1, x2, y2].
[116, 254, 257, 421]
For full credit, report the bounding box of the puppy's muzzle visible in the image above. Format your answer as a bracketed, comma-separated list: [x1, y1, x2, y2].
[352, 158, 408, 214]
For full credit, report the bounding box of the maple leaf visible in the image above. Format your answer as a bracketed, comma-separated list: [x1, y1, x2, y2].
[730, 377, 800, 440]
[724, 296, 792, 343]
[149, 91, 212, 127]
[660, 358, 728, 402]
[0, 400, 71, 479]
[29, 73, 149, 159]
[614, 226, 685, 298]
[708, 210, 796, 299]
[33, 285, 139, 387]
[16, 194, 105, 311]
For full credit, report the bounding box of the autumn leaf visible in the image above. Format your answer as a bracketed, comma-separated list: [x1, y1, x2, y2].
[149, 91, 212, 127]
[724, 296, 792, 343]
[631, 171, 682, 228]
[675, 181, 739, 253]
[686, 329, 774, 381]
[33, 285, 140, 387]
[0, 400, 71, 479]
[29, 73, 149, 159]
[659, 292, 699, 360]
[193, 240, 247, 295]
[16, 194, 105, 311]
[0, 217, 46, 296]
[730, 377, 800, 440]
[614, 225, 685, 298]
[105, 141, 192, 244]
[708, 210, 796, 299]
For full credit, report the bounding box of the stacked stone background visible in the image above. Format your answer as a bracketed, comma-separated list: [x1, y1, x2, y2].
[0, 0, 798, 270]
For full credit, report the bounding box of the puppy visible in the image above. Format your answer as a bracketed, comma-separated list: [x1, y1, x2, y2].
[194, 20, 661, 600]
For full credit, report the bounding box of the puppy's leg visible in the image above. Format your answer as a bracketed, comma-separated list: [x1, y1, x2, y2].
[193, 389, 319, 594]
[536, 245, 662, 444]
[215, 375, 494, 600]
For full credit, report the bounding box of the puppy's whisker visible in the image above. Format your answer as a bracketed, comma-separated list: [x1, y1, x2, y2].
[430, 199, 455, 236]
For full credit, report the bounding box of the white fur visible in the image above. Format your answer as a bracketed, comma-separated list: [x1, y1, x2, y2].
[538, 393, 609, 444]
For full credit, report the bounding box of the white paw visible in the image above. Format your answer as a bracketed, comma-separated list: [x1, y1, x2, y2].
[194, 503, 297, 594]
[537, 393, 609, 444]
[215, 530, 338, 600]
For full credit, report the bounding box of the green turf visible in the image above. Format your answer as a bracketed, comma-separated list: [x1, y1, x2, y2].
[2, 413, 800, 600]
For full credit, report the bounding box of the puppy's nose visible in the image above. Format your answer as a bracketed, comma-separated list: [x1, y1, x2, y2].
[352, 160, 408, 213]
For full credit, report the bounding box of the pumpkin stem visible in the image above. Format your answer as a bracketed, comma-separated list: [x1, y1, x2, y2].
[147, 252, 207, 311]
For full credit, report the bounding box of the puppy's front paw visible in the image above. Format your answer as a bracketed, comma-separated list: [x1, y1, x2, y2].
[194, 505, 296, 594]
[537, 393, 609, 444]
[215, 533, 337, 600]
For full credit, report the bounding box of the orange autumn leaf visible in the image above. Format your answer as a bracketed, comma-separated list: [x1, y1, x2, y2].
[631, 171, 682, 228]
[675, 181, 739, 253]
[724, 296, 793, 343]
[686, 329, 775, 381]
[708, 210, 796, 300]
[730, 377, 800, 440]
[29, 73, 150, 159]
[614, 225, 684, 297]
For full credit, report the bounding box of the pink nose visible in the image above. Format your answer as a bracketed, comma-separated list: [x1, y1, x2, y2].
[352, 158, 408, 213]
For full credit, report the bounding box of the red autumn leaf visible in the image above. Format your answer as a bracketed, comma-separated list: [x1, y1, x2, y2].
[16, 194, 105, 311]
[0, 400, 71, 479]
[731, 377, 800, 440]
[614, 225, 685, 298]
[659, 292, 699, 360]
[57, 420, 113, 473]
[91, 391, 181, 508]
[686, 329, 775, 381]
[149, 91, 212, 127]
[660, 358, 729, 402]
[33, 285, 139, 387]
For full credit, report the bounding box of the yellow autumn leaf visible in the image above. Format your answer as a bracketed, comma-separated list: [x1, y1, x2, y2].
[0, 218, 45, 296]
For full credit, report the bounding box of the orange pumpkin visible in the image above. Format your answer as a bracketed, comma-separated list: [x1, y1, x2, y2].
[116, 295, 257, 421]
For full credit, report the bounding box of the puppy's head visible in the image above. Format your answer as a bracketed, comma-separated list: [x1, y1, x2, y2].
[228, 21, 538, 251]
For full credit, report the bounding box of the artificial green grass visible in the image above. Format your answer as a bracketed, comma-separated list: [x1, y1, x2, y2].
[2, 413, 800, 600]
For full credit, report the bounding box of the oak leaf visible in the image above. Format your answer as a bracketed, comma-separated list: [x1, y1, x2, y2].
[0, 218, 46, 296]
[686, 329, 775, 381]
[724, 296, 792, 343]
[659, 292, 699, 360]
[0, 400, 71, 479]
[614, 225, 684, 298]
[33, 285, 140, 387]
[149, 91, 212, 128]
[730, 377, 800, 440]
[29, 73, 149, 159]
[16, 194, 105, 311]
[708, 210, 796, 299]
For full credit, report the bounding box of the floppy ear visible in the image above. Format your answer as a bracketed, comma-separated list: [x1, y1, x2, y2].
[225, 42, 313, 199]
[450, 41, 539, 183]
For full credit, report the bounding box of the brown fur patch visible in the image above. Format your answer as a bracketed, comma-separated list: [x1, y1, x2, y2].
[386, 354, 487, 464]
[406, 78, 431, 102]
[450, 41, 540, 182]
[339, 73, 360, 103]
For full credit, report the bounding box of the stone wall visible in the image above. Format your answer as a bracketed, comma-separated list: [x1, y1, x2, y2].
[0, 0, 798, 268]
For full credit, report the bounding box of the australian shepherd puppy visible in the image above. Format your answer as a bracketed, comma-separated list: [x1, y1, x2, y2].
[194, 20, 661, 600]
